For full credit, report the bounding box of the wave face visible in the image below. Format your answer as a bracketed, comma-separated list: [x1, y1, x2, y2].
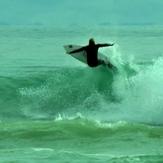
[1, 55, 163, 125]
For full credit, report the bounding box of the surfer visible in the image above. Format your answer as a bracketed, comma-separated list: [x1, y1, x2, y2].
[69, 38, 114, 68]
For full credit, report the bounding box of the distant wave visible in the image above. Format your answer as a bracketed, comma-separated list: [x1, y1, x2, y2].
[0, 115, 163, 140]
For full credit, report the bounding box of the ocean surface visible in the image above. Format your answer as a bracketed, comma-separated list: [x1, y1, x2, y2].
[0, 25, 163, 162]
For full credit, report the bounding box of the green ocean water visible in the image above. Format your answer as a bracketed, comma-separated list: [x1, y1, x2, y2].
[0, 26, 163, 162]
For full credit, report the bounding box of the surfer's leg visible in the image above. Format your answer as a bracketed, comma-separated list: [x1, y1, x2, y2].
[98, 59, 105, 65]
[98, 59, 117, 70]
[98, 59, 112, 67]
[107, 61, 114, 68]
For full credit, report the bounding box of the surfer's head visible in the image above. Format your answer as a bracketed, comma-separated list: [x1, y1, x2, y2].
[89, 38, 95, 46]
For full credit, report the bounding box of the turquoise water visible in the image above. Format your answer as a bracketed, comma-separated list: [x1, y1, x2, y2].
[0, 26, 163, 162]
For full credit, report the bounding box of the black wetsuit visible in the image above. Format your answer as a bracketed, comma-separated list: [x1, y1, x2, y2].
[70, 43, 114, 67]
[85, 45, 99, 67]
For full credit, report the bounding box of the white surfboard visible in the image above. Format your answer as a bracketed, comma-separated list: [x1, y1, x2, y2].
[64, 44, 108, 65]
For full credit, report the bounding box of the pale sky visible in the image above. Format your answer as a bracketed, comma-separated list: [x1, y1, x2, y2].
[0, 0, 163, 26]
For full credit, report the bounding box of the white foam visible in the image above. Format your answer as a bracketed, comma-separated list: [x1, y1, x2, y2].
[32, 147, 54, 152]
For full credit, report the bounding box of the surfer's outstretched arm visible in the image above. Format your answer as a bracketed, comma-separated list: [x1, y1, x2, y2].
[97, 43, 114, 48]
[69, 46, 86, 54]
